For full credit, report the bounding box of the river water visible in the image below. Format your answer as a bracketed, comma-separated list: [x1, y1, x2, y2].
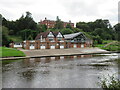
[2, 53, 119, 88]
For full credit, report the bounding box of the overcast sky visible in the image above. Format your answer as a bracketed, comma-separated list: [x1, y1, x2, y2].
[0, 0, 119, 26]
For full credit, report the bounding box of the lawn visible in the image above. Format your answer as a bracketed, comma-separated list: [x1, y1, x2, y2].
[95, 40, 120, 51]
[0, 47, 26, 57]
[9, 35, 23, 42]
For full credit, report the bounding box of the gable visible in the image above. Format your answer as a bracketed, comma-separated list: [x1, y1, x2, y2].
[47, 32, 54, 38]
[57, 32, 63, 38]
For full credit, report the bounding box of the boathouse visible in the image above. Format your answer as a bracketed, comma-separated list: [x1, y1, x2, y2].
[10, 31, 93, 49]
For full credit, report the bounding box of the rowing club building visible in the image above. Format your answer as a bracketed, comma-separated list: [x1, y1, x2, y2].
[10, 31, 93, 49]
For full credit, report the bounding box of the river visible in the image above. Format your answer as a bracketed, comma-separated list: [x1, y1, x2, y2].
[2, 53, 119, 88]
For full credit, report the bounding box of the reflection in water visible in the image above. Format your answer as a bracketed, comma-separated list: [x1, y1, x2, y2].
[23, 55, 93, 64]
[2, 53, 119, 88]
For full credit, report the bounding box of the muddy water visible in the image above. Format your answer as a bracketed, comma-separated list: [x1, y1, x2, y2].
[2, 53, 119, 88]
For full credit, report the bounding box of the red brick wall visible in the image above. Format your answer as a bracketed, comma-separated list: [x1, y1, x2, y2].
[40, 19, 74, 28]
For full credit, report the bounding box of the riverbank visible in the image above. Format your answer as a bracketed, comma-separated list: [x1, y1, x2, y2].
[95, 41, 120, 51]
[1, 47, 119, 60]
[0, 47, 25, 58]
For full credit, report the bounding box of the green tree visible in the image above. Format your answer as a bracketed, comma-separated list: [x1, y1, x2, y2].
[54, 16, 64, 29]
[19, 29, 38, 40]
[76, 22, 90, 32]
[73, 28, 83, 33]
[114, 23, 120, 32]
[92, 35, 103, 44]
[61, 28, 73, 35]
[114, 23, 120, 41]
[38, 24, 47, 32]
[1, 26, 12, 46]
[16, 11, 37, 34]
[66, 24, 72, 29]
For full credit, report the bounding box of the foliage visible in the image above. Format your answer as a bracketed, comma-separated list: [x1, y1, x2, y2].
[99, 75, 120, 90]
[76, 22, 90, 32]
[66, 23, 73, 29]
[9, 35, 23, 42]
[19, 29, 38, 40]
[92, 35, 103, 44]
[2, 11, 37, 35]
[113, 23, 120, 41]
[1, 47, 25, 57]
[38, 24, 47, 32]
[95, 41, 120, 51]
[54, 16, 64, 29]
[46, 28, 73, 35]
[61, 28, 73, 35]
[1, 26, 12, 47]
[76, 19, 117, 41]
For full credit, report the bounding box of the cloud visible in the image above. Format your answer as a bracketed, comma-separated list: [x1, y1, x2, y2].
[0, 0, 119, 26]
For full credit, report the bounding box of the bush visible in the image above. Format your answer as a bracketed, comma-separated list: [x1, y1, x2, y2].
[99, 75, 120, 90]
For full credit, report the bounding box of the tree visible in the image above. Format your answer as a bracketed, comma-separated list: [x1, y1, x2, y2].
[1, 26, 12, 46]
[16, 11, 37, 34]
[61, 28, 73, 35]
[76, 22, 90, 32]
[114, 23, 120, 32]
[19, 29, 38, 40]
[73, 28, 83, 33]
[92, 35, 103, 44]
[66, 24, 72, 29]
[54, 16, 64, 29]
[113, 23, 120, 41]
[38, 24, 47, 32]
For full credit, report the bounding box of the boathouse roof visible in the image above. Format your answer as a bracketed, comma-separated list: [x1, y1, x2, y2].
[64, 32, 85, 39]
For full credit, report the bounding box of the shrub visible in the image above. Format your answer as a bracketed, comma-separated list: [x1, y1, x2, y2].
[99, 75, 120, 90]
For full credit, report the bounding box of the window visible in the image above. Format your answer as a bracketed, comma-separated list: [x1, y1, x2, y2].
[30, 44, 34, 46]
[58, 38, 62, 41]
[49, 38, 54, 42]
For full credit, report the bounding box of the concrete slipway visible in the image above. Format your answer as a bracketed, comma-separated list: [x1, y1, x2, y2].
[1, 47, 119, 60]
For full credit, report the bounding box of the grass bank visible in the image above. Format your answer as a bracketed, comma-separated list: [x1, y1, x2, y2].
[95, 40, 120, 51]
[0, 47, 26, 58]
[9, 35, 23, 42]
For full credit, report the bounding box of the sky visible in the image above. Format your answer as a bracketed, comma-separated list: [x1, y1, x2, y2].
[0, 0, 119, 26]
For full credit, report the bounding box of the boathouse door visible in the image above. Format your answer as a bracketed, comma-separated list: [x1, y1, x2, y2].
[81, 44, 84, 48]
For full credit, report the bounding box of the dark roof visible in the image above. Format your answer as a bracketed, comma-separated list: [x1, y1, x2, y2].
[53, 32, 59, 37]
[35, 31, 50, 40]
[53, 32, 64, 38]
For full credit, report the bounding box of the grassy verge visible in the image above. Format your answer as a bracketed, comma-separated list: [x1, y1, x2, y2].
[9, 35, 23, 42]
[0, 47, 26, 57]
[95, 40, 120, 51]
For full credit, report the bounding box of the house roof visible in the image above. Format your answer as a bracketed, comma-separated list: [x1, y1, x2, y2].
[35, 31, 64, 40]
[64, 32, 84, 39]
[35, 31, 50, 39]
[53, 31, 64, 38]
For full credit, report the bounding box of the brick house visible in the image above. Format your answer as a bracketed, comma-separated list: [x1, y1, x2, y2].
[64, 32, 92, 48]
[10, 31, 93, 50]
[39, 17, 74, 28]
[34, 31, 65, 49]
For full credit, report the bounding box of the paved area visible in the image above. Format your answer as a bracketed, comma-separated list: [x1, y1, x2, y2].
[20, 47, 109, 57]
[2, 47, 115, 60]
